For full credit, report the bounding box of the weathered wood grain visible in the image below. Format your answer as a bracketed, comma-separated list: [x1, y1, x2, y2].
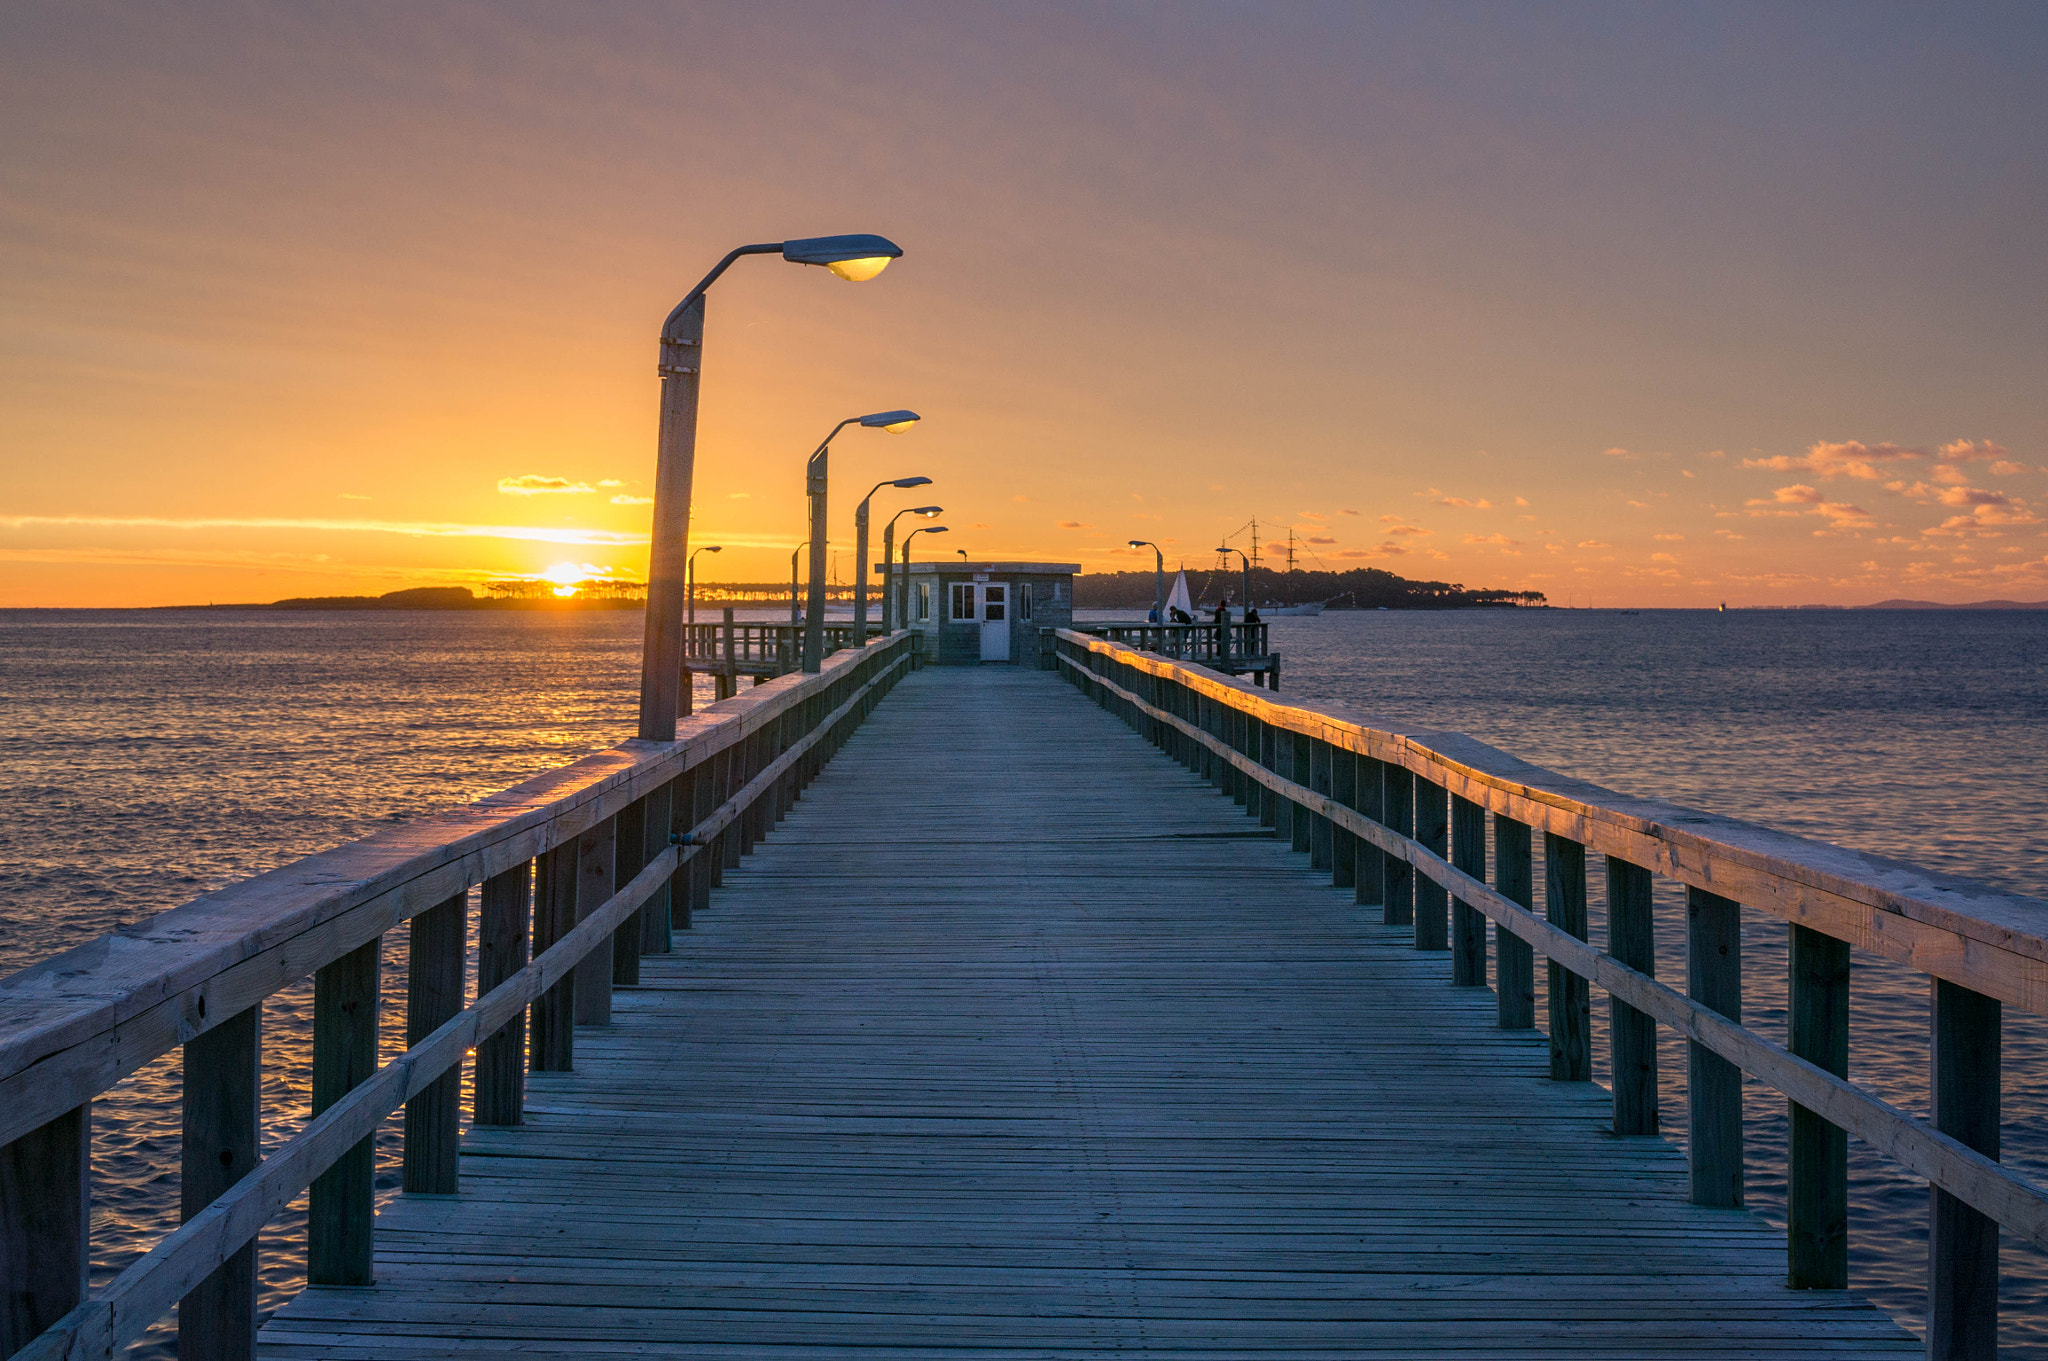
[402, 893, 465, 1196]
[180, 1006, 259, 1361]
[1788, 924, 1848, 1288]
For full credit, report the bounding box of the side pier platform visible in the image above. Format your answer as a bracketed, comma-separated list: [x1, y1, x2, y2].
[261, 667, 1914, 1358]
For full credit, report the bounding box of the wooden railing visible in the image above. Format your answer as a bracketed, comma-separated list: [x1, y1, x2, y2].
[681, 618, 885, 677]
[0, 631, 915, 1361]
[1067, 621, 1277, 683]
[1054, 628, 2048, 1360]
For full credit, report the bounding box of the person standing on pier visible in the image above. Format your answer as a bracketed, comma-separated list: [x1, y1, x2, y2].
[1213, 596, 1232, 662]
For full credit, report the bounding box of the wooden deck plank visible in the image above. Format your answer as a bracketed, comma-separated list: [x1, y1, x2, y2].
[260, 666, 1915, 1358]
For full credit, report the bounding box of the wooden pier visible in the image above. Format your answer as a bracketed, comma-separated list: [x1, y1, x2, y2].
[6, 628, 2048, 1360]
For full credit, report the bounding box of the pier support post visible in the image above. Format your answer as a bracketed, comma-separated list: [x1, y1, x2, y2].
[181, 1007, 258, 1361]
[1544, 834, 1590, 1079]
[402, 892, 465, 1195]
[1380, 763, 1413, 927]
[1450, 795, 1487, 985]
[1494, 815, 1534, 1028]
[1413, 776, 1448, 951]
[1687, 886, 1743, 1207]
[310, 937, 379, 1286]
[1928, 979, 2000, 1360]
[0, 1105, 88, 1356]
[475, 861, 530, 1125]
[1607, 857, 1658, 1134]
[1788, 924, 1848, 1288]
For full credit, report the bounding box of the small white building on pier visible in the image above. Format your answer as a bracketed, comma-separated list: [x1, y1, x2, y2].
[904, 560, 1077, 666]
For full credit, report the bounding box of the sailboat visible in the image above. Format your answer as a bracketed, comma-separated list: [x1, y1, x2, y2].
[1165, 569, 1195, 623]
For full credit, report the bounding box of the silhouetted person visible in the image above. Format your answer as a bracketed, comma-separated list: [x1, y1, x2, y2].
[1214, 597, 1231, 659]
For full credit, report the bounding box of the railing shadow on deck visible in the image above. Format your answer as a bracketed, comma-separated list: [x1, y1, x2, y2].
[1051, 627, 2048, 1361]
[0, 631, 916, 1361]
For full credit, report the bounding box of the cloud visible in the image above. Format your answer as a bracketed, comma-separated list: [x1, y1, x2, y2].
[1306, 535, 1337, 545]
[1056, 520, 1093, 529]
[1743, 440, 1924, 481]
[1420, 487, 1494, 509]
[1768, 484, 1824, 504]
[1514, 497, 1529, 507]
[1938, 486, 2015, 508]
[1382, 524, 1431, 537]
[1299, 511, 1327, 521]
[610, 494, 653, 505]
[1576, 540, 1611, 549]
[728, 492, 750, 499]
[1603, 447, 1636, 460]
[1335, 543, 1407, 559]
[1650, 552, 1680, 564]
[1462, 533, 1519, 547]
[1653, 533, 1685, 542]
[498, 474, 594, 495]
[0, 513, 647, 546]
[1340, 508, 1359, 516]
[1938, 439, 2011, 464]
[598, 479, 625, 488]
[339, 493, 370, 501]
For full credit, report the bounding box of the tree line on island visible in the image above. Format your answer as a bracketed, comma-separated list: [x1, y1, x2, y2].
[1074, 566, 1545, 610]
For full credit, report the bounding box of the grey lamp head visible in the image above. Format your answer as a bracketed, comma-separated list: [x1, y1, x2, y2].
[1129, 539, 1148, 548]
[891, 476, 934, 488]
[703, 545, 723, 553]
[922, 525, 949, 535]
[859, 409, 920, 432]
[910, 505, 942, 516]
[783, 234, 903, 282]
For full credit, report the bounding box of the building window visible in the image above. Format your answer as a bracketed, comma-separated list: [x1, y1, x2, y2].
[1054, 581, 1066, 602]
[1020, 583, 1033, 621]
[916, 581, 931, 621]
[950, 582, 976, 620]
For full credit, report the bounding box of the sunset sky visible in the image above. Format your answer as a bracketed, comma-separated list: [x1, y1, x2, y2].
[3, 2, 2045, 607]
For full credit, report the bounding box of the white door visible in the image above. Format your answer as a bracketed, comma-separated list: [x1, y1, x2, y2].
[979, 583, 1011, 661]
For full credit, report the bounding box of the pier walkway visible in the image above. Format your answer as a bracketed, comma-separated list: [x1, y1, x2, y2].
[262, 666, 1913, 1359]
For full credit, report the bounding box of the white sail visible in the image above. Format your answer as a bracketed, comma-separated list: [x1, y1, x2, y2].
[1166, 569, 1193, 620]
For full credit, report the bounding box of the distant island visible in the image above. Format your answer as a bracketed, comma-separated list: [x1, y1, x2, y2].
[165, 586, 642, 612]
[1074, 566, 1544, 610]
[1853, 598, 2048, 610]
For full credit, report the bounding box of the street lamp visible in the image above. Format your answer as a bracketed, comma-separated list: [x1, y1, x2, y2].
[1216, 544, 1252, 615]
[855, 473, 932, 644]
[686, 545, 721, 625]
[882, 506, 941, 630]
[803, 409, 920, 674]
[956, 548, 969, 560]
[636, 232, 904, 741]
[789, 541, 807, 627]
[902, 524, 949, 627]
[1129, 539, 1163, 622]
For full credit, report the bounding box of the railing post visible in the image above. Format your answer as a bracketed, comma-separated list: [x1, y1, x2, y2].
[530, 844, 576, 1071]
[573, 817, 617, 1026]
[180, 1006, 258, 1361]
[402, 891, 465, 1195]
[1412, 776, 1448, 951]
[1544, 834, 1590, 1079]
[1258, 721, 1278, 830]
[1929, 978, 2000, 1359]
[1289, 732, 1313, 855]
[1450, 795, 1487, 985]
[1687, 886, 1743, 1207]
[1380, 763, 1413, 927]
[1330, 744, 1357, 889]
[1, 1106, 88, 1356]
[613, 796, 647, 985]
[309, 936, 379, 1286]
[641, 783, 675, 954]
[474, 860, 530, 1125]
[1494, 815, 1535, 1028]
[1787, 924, 1848, 1288]
[1307, 737, 1333, 871]
[1607, 856, 1658, 1134]
[1356, 755, 1385, 912]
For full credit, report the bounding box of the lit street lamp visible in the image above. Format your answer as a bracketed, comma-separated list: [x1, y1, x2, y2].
[902, 524, 949, 627]
[1216, 544, 1252, 615]
[803, 409, 920, 673]
[882, 506, 941, 630]
[637, 232, 903, 741]
[1129, 539, 1163, 622]
[686, 545, 721, 625]
[855, 473, 932, 644]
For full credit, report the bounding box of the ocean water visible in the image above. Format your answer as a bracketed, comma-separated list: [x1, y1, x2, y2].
[2, 606, 2045, 1352]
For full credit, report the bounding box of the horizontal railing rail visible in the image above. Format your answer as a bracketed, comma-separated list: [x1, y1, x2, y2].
[1053, 627, 2048, 1360]
[1069, 620, 1272, 672]
[0, 630, 915, 1361]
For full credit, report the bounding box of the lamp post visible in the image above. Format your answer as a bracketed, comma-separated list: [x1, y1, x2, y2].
[1129, 539, 1163, 622]
[636, 232, 903, 742]
[802, 409, 919, 674]
[686, 545, 721, 625]
[902, 524, 949, 628]
[789, 542, 806, 627]
[882, 506, 942, 631]
[1216, 544, 1250, 662]
[956, 549, 969, 560]
[855, 472, 931, 644]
